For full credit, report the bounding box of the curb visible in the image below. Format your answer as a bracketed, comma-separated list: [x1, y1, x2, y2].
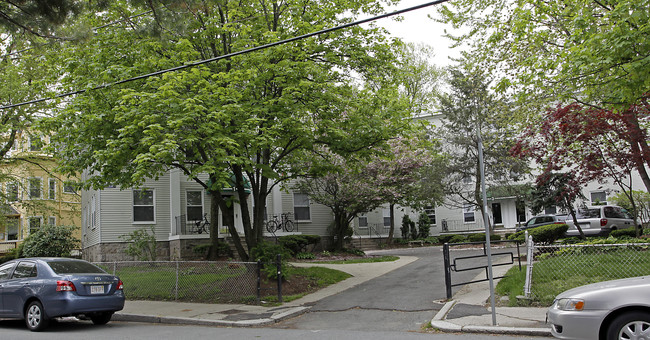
[113, 306, 311, 328]
[429, 300, 553, 337]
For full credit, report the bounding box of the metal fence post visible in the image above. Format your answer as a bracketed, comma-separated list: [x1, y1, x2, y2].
[175, 261, 179, 301]
[443, 243, 452, 299]
[113, 261, 116, 275]
[276, 254, 283, 303]
[257, 260, 262, 304]
[524, 235, 534, 298]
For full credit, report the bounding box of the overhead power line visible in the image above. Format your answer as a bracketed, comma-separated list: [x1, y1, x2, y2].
[0, 0, 450, 111]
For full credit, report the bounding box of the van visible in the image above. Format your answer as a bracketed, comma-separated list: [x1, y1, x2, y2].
[564, 205, 638, 237]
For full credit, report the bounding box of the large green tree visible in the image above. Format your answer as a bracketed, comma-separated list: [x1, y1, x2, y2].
[438, 0, 649, 111]
[437, 64, 530, 228]
[49, 0, 409, 260]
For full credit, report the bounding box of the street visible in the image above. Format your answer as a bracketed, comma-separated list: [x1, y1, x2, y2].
[0, 319, 547, 339]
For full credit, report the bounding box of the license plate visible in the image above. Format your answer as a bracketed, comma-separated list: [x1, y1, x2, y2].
[90, 285, 105, 294]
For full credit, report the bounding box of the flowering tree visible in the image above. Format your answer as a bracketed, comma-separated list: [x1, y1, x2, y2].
[513, 101, 650, 235]
[295, 138, 441, 250]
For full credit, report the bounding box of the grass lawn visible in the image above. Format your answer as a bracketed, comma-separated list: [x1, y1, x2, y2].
[496, 248, 650, 306]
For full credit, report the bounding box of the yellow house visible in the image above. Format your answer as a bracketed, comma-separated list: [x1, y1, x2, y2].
[0, 131, 81, 253]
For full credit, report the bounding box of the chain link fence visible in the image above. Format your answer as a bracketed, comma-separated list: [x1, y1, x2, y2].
[95, 260, 281, 305]
[526, 242, 650, 305]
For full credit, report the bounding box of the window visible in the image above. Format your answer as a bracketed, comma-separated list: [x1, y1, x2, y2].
[48, 216, 56, 226]
[383, 208, 391, 227]
[544, 206, 557, 214]
[28, 177, 42, 199]
[6, 219, 18, 240]
[12, 261, 37, 278]
[48, 178, 56, 200]
[186, 190, 203, 221]
[133, 189, 155, 222]
[358, 213, 368, 228]
[29, 136, 43, 151]
[91, 195, 96, 227]
[425, 206, 436, 225]
[591, 191, 607, 205]
[463, 204, 476, 223]
[0, 263, 15, 279]
[29, 217, 42, 234]
[293, 193, 311, 221]
[6, 182, 18, 201]
[63, 181, 77, 194]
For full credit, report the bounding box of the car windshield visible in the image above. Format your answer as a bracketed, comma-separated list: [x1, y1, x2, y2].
[46, 260, 106, 274]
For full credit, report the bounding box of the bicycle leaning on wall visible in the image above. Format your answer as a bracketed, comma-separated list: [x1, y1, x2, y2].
[265, 213, 295, 233]
[195, 213, 210, 234]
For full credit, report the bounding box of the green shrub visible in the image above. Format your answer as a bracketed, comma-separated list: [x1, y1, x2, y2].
[439, 234, 464, 244]
[610, 228, 637, 238]
[401, 215, 415, 239]
[278, 235, 321, 256]
[417, 212, 431, 238]
[192, 241, 233, 258]
[507, 224, 569, 244]
[119, 226, 157, 260]
[448, 235, 467, 243]
[423, 236, 439, 244]
[250, 241, 292, 280]
[466, 233, 501, 242]
[21, 225, 80, 257]
[296, 252, 316, 260]
[343, 248, 365, 256]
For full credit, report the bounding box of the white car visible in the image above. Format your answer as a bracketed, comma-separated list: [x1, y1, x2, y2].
[547, 276, 650, 339]
[564, 205, 637, 237]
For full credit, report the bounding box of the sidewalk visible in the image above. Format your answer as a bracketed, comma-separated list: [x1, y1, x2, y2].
[430, 263, 552, 337]
[114, 255, 553, 337]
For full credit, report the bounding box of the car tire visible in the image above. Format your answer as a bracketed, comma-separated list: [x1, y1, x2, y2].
[90, 312, 114, 325]
[25, 301, 49, 332]
[606, 311, 650, 340]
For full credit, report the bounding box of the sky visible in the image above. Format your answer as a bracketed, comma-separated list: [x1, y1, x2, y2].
[370, 0, 465, 67]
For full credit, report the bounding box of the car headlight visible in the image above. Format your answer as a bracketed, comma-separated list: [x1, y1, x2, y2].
[554, 298, 585, 311]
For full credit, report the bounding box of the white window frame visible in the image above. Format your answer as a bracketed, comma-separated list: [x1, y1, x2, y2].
[133, 189, 156, 224]
[48, 216, 56, 226]
[63, 181, 77, 194]
[590, 191, 607, 205]
[91, 195, 97, 227]
[293, 193, 311, 222]
[186, 190, 204, 222]
[6, 182, 19, 202]
[358, 213, 368, 228]
[28, 177, 42, 199]
[28, 216, 43, 235]
[425, 206, 436, 225]
[463, 204, 476, 223]
[383, 208, 391, 227]
[48, 178, 56, 200]
[29, 136, 43, 151]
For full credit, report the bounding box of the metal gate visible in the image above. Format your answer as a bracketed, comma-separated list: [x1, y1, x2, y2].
[442, 239, 522, 299]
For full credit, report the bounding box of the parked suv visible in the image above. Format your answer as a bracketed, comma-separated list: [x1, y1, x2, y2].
[565, 205, 638, 237]
[516, 214, 568, 232]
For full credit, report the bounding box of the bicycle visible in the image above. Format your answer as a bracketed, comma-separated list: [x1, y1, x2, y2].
[265, 213, 295, 233]
[195, 213, 210, 234]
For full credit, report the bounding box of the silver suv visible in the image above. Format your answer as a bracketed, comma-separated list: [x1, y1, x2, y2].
[565, 205, 637, 237]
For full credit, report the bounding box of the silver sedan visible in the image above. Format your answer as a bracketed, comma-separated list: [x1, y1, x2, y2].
[547, 276, 650, 339]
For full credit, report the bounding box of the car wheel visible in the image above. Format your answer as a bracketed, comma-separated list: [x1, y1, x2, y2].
[90, 312, 114, 325]
[606, 311, 650, 340]
[25, 301, 49, 332]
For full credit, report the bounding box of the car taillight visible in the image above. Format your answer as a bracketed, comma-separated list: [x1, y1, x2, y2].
[600, 218, 608, 226]
[117, 280, 124, 290]
[56, 280, 76, 292]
